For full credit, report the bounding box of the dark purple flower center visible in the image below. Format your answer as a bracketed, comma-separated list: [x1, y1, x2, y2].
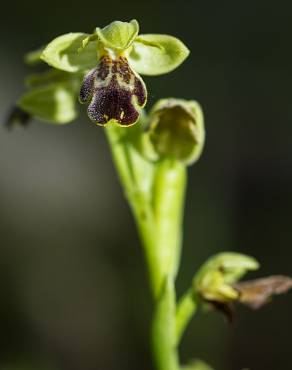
[79, 55, 147, 126]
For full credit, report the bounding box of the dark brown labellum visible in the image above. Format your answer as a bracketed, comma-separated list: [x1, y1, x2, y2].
[234, 275, 292, 309]
[79, 55, 147, 126]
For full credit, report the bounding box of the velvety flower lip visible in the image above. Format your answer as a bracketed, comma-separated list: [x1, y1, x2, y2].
[79, 55, 147, 126]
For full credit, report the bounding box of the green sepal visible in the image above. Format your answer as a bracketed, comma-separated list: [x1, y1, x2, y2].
[41, 33, 98, 72]
[197, 252, 260, 284]
[95, 19, 139, 51]
[18, 83, 78, 124]
[128, 34, 189, 75]
[77, 33, 99, 54]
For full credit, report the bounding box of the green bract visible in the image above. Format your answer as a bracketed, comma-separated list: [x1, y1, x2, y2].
[146, 98, 205, 165]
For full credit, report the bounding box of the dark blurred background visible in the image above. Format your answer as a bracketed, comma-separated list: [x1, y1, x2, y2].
[0, 1, 291, 369]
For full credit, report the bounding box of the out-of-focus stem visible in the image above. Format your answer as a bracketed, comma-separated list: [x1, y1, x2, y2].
[176, 289, 197, 345]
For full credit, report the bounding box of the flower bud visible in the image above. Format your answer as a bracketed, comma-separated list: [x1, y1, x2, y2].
[147, 98, 205, 165]
[193, 252, 259, 304]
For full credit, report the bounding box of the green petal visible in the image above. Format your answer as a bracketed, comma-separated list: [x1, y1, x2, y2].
[41, 33, 98, 72]
[128, 34, 189, 76]
[18, 83, 77, 124]
[95, 19, 139, 50]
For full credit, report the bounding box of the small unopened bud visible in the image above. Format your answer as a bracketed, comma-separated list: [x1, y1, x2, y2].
[146, 98, 205, 165]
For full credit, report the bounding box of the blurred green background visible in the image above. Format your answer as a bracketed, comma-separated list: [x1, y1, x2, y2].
[0, 0, 291, 369]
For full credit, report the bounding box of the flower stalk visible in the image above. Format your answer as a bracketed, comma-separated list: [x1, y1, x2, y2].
[9, 18, 292, 370]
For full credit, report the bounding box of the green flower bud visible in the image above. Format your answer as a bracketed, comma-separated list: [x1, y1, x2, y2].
[10, 68, 82, 125]
[193, 252, 259, 304]
[146, 98, 205, 165]
[18, 81, 78, 124]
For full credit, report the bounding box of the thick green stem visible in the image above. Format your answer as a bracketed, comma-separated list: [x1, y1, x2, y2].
[150, 160, 186, 370]
[152, 277, 179, 370]
[105, 124, 162, 296]
[105, 124, 188, 370]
